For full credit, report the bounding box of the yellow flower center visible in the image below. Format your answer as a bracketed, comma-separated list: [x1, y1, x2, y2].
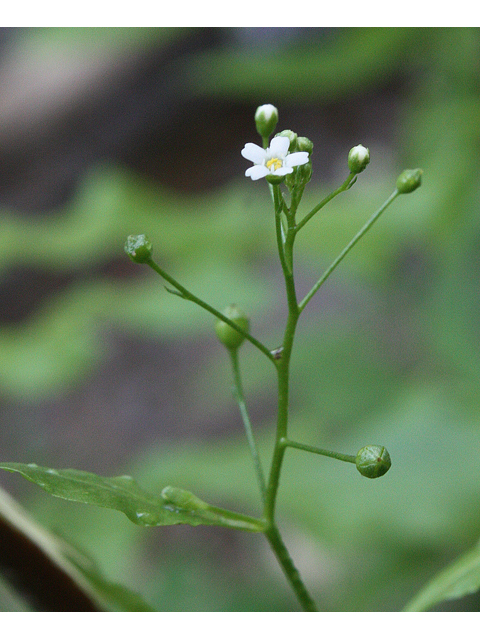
[266, 157, 283, 172]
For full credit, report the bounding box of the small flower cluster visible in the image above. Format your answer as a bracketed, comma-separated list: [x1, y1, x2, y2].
[241, 104, 311, 186]
[241, 105, 376, 192]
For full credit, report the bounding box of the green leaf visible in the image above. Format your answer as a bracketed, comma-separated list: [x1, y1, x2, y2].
[0, 463, 264, 533]
[405, 540, 480, 611]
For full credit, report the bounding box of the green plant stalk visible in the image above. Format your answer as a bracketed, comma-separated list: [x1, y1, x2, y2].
[228, 348, 267, 505]
[265, 186, 301, 521]
[273, 187, 291, 277]
[261, 184, 318, 610]
[295, 172, 356, 232]
[265, 522, 318, 612]
[261, 180, 394, 610]
[145, 258, 275, 363]
[298, 189, 400, 312]
[282, 438, 356, 464]
[145, 186, 316, 609]
[264, 302, 298, 524]
[202, 503, 266, 533]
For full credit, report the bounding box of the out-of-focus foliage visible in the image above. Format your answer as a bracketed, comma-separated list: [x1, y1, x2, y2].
[0, 485, 153, 611]
[1, 27, 480, 611]
[405, 539, 480, 611]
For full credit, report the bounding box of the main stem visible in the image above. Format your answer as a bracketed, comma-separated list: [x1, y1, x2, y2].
[262, 184, 317, 610]
[264, 300, 299, 523]
[265, 523, 318, 612]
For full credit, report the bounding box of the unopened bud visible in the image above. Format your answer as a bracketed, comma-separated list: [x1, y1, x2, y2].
[355, 445, 391, 479]
[296, 136, 314, 155]
[275, 129, 297, 152]
[396, 168, 423, 194]
[348, 145, 370, 174]
[124, 234, 153, 264]
[214, 304, 250, 351]
[255, 104, 279, 139]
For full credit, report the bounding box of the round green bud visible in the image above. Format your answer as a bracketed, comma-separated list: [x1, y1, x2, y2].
[214, 304, 250, 351]
[355, 445, 391, 479]
[296, 136, 314, 155]
[161, 486, 208, 511]
[297, 162, 313, 184]
[124, 234, 153, 264]
[348, 144, 370, 174]
[396, 168, 423, 194]
[275, 129, 298, 152]
[255, 104, 279, 139]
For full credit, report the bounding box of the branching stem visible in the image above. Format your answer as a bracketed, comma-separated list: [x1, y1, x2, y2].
[298, 190, 399, 312]
[146, 258, 276, 364]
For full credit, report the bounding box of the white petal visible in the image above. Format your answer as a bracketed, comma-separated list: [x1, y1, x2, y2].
[241, 143, 266, 164]
[246, 165, 269, 180]
[285, 151, 309, 168]
[268, 136, 290, 157]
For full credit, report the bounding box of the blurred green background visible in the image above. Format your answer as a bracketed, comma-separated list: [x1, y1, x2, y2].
[0, 27, 480, 611]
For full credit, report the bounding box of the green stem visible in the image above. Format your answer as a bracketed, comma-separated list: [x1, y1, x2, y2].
[145, 258, 275, 364]
[229, 349, 267, 505]
[265, 523, 318, 611]
[282, 438, 356, 464]
[261, 184, 319, 610]
[264, 306, 299, 524]
[203, 504, 266, 533]
[264, 186, 300, 523]
[295, 172, 356, 233]
[273, 185, 290, 276]
[298, 189, 399, 313]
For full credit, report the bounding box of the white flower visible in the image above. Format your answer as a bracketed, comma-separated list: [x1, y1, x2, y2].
[241, 136, 309, 181]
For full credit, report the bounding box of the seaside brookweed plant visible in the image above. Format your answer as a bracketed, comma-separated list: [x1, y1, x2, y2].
[0, 105, 423, 612]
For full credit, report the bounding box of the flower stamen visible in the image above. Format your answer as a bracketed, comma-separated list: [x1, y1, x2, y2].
[266, 157, 283, 172]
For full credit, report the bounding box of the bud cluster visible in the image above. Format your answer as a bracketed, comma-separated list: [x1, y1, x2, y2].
[273, 129, 313, 191]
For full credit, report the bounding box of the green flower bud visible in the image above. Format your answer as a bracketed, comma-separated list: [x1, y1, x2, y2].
[297, 162, 313, 185]
[214, 304, 250, 351]
[396, 168, 423, 194]
[285, 162, 313, 192]
[348, 144, 370, 174]
[124, 234, 153, 264]
[355, 445, 391, 479]
[296, 136, 314, 155]
[275, 129, 297, 152]
[161, 486, 208, 511]
[255, 104, 279, 139]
